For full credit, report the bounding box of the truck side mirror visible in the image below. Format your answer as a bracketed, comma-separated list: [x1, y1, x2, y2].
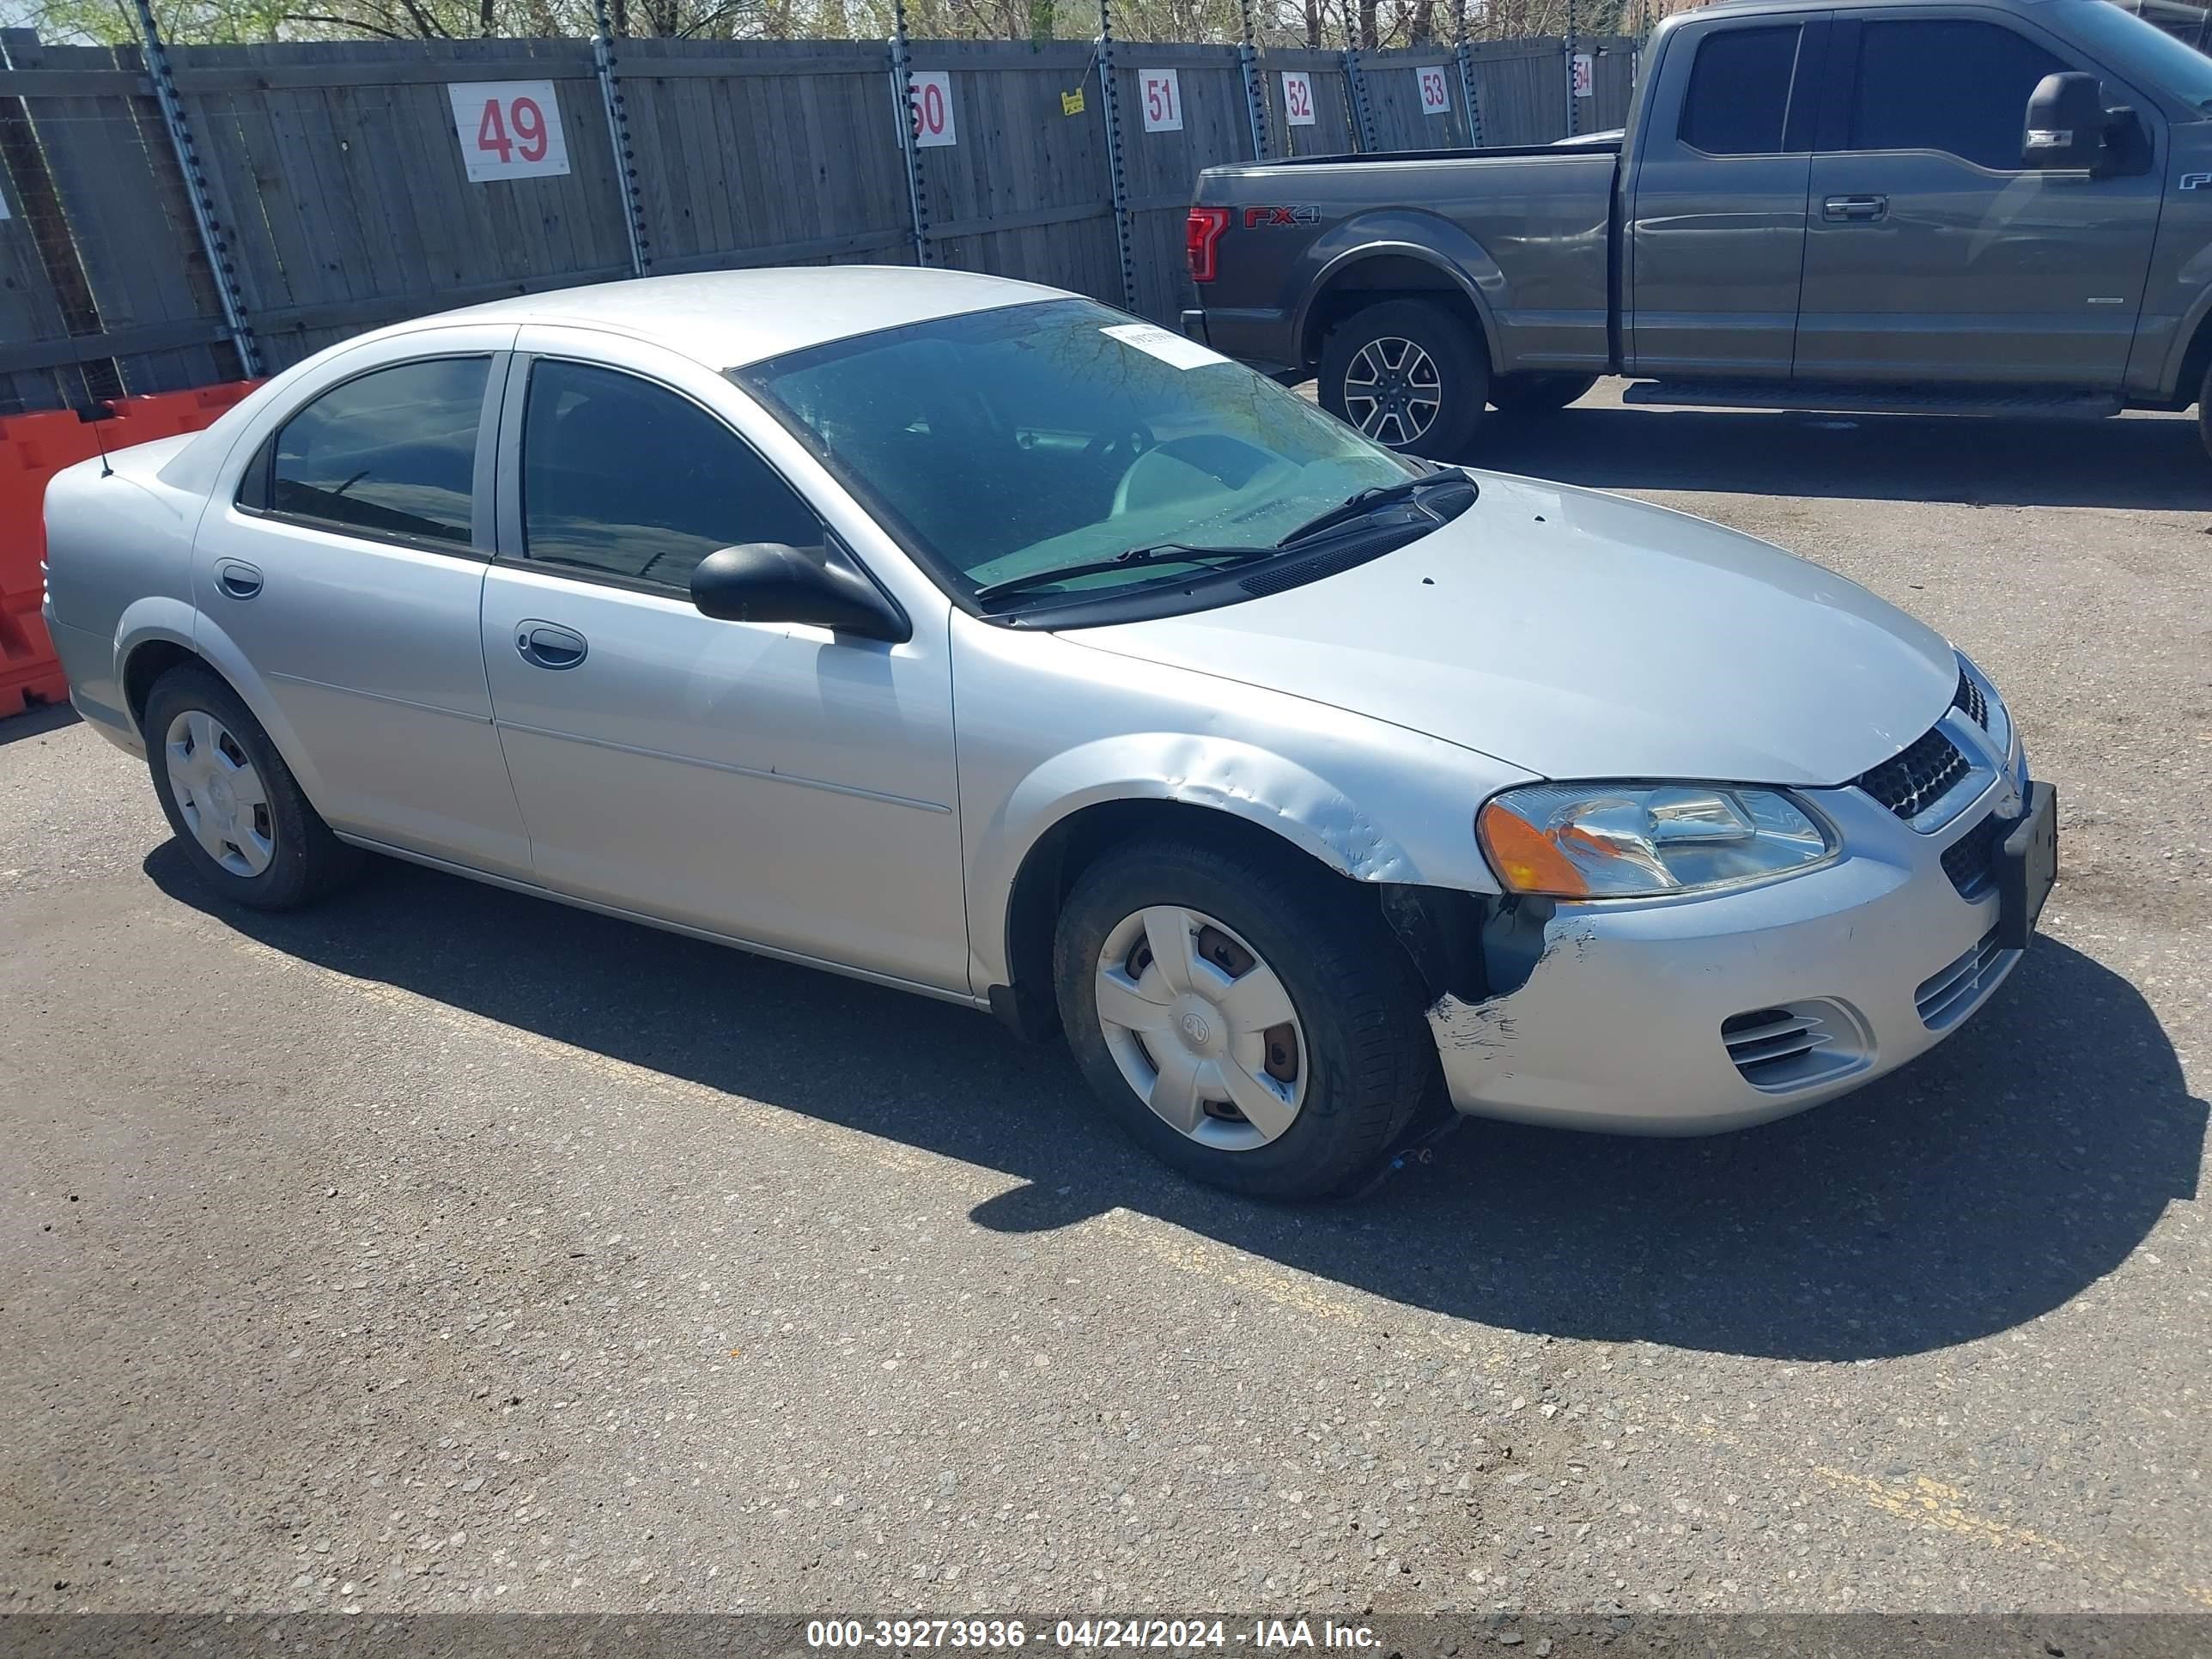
[2022, 72, 2106, 171]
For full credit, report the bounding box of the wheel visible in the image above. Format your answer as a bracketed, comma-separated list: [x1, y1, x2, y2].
[1053, 836, 1436, 1200]
[2197, 359, 2212, 461]
[143, 663, 362, 912]
[1319, 297, 1488, 459]
[1489, 372, 1597, 416]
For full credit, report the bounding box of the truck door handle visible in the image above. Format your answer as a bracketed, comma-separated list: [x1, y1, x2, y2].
[1822, 193, 1888, 222]
[515, 621, 587, 670]
[214, 559, 262, 599]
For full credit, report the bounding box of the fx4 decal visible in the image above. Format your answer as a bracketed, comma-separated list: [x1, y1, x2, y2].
[1243, 204, 1322, 228]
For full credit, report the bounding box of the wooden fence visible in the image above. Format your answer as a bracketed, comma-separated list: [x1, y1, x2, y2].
[0, 25, 1638, 413]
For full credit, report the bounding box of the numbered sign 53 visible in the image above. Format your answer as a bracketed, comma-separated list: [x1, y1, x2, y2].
[907, 70, 957, 148]
[1416, 64, 1451, 115]
[1280, 70, 1316, 127]
[1571, 51, 1595, 98]
[1139, 68, 1182, 132]
[449, 81, 570, 182]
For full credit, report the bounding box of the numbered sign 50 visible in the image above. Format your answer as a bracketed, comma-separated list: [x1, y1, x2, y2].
[448, 81, 571, 182]
[1139, 68, 1182, 132]
[1416, 64, 1451, 115]
[1280, 70, 1316, 127]
[906, 70, 957, 148]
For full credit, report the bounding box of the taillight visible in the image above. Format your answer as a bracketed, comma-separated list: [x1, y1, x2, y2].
[1186, 206, 1230, 283]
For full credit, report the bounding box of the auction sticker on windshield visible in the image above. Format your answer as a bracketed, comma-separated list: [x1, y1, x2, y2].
[1102, 322, 1231, 371]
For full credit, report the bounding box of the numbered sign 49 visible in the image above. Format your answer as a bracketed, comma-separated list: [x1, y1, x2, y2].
[1570, 51, 1595, 98]
[449, 81, 570, 182]
[1280, 70, 1316, 127]
[1416, 64, 1451, 116]
[907, 70, 957, 148]
[1139, 68, 1182, 133]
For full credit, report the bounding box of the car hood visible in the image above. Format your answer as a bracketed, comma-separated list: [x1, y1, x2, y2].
[1061, 471, 1957, 786]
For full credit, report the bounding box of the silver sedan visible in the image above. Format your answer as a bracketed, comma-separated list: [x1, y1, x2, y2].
[41, 269, 2055, 1200]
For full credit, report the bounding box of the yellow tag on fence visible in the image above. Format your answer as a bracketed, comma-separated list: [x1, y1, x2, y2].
[1061, 88, 1085, 116]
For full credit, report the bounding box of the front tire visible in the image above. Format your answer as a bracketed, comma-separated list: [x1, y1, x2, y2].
[1053, 836, 1435, 1200]
[1319, 298, 1487, 460]
[144, 664, 362, 912]
[2197, 360, 2212, 462]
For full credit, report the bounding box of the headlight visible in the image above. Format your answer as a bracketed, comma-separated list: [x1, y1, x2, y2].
[1478, 782, 1836, 899]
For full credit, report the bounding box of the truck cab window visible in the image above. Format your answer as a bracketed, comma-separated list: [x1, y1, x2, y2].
[1846, 20, 2067, 170]
[1678, 26, 1802, 155]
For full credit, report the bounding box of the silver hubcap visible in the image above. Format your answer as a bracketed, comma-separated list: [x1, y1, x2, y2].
[164, 709, 275, 878]
[1343, 337, 1442, 447]
[1094, 906, 1306, 1152]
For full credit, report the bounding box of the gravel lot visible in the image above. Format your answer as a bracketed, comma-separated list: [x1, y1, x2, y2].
[3, 382, 2207, 1620]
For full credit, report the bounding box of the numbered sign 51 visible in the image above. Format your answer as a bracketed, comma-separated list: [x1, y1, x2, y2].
[1416, 64, 1451, 116]
[1139, 68, 1182, 132]
[449, 81, 570, 182]
[907, 70, 957, 148]
[1571, 51, 1595, 98]
[1280, 70, 1316, 127]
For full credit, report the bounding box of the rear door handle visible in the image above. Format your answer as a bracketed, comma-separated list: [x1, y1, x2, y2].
[214, 559, 262, 599]
[515, 620, 587, 671]
[1822, 193, 1888, 222]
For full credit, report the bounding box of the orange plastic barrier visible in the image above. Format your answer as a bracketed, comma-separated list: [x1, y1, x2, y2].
[0, 380, 261, 719]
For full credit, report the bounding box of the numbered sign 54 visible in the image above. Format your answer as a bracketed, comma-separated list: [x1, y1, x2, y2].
[1280, 70, 1316, 127]
[1139, 68, 1182, 133]
[449, 81, 570, 182]
[907, 70, 957, 148]
[1416, 64, 1451, 116]
[1570, 51, 1595, 98]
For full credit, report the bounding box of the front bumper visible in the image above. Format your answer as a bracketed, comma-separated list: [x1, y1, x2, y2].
[1429, 769, 2035, 1134]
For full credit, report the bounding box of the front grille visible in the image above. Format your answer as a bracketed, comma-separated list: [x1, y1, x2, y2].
[1720, 1000, 1868, 1093]
[1915, 927, 2006, 1030]
[1941, 809, 2002, 900]
[1953, 669, 1988, 730]
[1852, 725, 1972, 822]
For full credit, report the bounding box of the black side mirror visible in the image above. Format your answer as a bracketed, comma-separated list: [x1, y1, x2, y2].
[2023, 71, 2106, 171]
[690, 539, 910, 643]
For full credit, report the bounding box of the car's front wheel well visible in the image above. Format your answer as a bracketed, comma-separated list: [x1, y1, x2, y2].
[995, 799, 1483, 1040]
[122, 639, 200, 736]
[1302, 255, 1487, 373]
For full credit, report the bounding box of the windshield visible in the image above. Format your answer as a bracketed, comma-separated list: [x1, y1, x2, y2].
[735, 298, 1420, 607]
[2069, 0, 2212, 112]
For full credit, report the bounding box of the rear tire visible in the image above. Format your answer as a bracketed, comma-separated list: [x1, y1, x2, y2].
[1320, 298, 1487, 460]
[144, 664, 362, 913]
[1053, 835, 1435, 1200]
[1490, 372, 1597, 415]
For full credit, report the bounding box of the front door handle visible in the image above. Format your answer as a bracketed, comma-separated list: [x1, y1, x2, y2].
[1822, 193, 1888, 222]
[214, 559, 262, 600]
[515, 621, 587, 671]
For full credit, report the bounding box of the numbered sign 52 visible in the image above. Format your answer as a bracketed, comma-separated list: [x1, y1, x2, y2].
[1139, 68, 1182, 132]
[1280, 70, 1316, 128]
[1570, 51, 1595, 98]
[907, 70, 957, 148]
[1416, 64, 1451, 116]
[448, 81, 570, 182]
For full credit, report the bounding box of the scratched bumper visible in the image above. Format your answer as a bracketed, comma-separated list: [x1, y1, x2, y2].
[1429, 776, 2028, 1134]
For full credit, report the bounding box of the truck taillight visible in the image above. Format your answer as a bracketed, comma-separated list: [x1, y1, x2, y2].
[1186, 206, 1229, 283]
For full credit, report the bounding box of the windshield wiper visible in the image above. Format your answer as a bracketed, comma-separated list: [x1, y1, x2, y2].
[1275, 471, 1475, 548]
[973, 543, 1276, 604]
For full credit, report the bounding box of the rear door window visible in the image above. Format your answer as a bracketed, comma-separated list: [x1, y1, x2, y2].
[264, 356, 489, 550]
[1678, 26, 1805, 155]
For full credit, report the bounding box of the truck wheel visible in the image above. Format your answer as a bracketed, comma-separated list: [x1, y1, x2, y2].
[1320, 299, 1487, 459]
[1053, 835, 1436, 1201]
[1490, 372, 1597, 415]
[144, 663, 362, 912]
[2197, 360, 2212, 461]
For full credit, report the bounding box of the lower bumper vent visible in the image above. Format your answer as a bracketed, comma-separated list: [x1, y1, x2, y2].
[1915, 927, 2008, 1030]
[1720, 1000, 1869, 1093]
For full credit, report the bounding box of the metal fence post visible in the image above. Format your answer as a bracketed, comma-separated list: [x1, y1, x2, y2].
[128, 0, 259, 377]
[590, 0, 649, 278]
[1339, 0, 1377, 152]
[1564, 0, 1580, 138]
[887, 0, 931, 267]
[1094, 0, 1139, 312]
[1235, 0, 1269, 159]
[1451, 0, 1481, 149]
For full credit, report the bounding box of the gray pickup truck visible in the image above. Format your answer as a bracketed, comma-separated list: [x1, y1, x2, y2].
[1184, 0, 2212, 459]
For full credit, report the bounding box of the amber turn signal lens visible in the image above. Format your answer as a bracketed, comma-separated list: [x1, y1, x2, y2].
[1477, 799, 1594, 898]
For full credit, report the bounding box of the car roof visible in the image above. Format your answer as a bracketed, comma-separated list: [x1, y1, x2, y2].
[1688, 0, 2058, 15]
[416, 265, 1072, 368]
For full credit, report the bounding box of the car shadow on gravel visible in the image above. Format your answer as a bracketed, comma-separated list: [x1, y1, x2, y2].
[148, 842, 2203, 1363]
[1468, 403, 2212, 512]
